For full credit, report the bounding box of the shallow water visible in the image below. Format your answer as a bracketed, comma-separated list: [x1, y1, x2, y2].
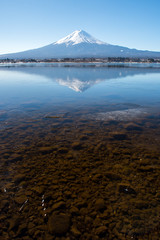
[0, 64, 160, 239]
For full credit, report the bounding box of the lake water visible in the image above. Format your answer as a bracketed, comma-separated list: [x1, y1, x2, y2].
[1, 63, 160, 239]
[1, 63, 160, 122]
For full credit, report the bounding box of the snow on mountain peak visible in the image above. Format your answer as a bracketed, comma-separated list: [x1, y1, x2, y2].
[54, 30, 106, 46]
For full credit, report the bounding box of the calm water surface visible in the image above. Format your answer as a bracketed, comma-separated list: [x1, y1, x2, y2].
[1, 64, 160, 239]
[0, 64, 160, 120]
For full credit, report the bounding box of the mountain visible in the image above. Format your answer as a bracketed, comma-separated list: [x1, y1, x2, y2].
[1, 30, 160, 59]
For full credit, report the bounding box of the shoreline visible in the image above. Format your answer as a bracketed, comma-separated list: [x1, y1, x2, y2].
[0, 57, 160, 65]
[1, 61, 160, 69]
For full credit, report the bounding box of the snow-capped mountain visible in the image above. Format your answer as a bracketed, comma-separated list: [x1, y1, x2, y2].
[1, 30, 160, 59]
[54, 30, 106, 46]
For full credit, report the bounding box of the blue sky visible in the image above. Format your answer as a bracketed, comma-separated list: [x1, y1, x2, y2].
[0, 0, 160, 54]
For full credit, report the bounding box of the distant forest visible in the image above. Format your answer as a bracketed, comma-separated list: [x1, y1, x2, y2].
[0, 57, 160, 63]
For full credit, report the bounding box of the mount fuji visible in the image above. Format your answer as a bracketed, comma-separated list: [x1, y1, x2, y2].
[1, 30, 160, 59]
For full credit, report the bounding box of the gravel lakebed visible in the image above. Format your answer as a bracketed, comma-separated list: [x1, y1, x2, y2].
[1, 110, 160, 240]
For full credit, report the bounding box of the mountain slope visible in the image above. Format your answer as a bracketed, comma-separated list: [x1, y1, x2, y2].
[1, 30, 160, 59]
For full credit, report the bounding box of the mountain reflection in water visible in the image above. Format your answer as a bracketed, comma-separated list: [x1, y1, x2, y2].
[0, 65, 160, 117]
[1, 65, 160, 92]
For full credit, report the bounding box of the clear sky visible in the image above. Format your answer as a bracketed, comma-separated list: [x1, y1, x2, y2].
[0, 0, 160, 54]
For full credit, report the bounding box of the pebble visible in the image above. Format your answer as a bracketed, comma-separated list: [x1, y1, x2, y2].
[95, 199, 106, 211]
[52, 201, 65, 211]
[95, 226, 107, 237]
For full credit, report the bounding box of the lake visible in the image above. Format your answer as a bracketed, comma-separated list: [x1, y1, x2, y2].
[1, 63, 160, 239]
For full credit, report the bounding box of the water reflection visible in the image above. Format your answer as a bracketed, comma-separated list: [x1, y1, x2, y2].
[1, 65, 160, 92]
[0, 65, 160, 111]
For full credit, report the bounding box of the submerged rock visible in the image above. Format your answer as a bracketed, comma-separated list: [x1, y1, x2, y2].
[58, 147, 68, 154]
[138, 166, 156, 172]
[71, 225, 81, 237]
[95, 226, 107, 237]
[48, 214, 70, 235]
[0, 200, 9, 210]
[32, 186, 44, 195]
[72, 142, 83, 150]
[124, 123, 143, 131]
[95, 199, 106, 211]
[14, 195, 27, 205]
[52, 201, 65, 211]
[14, 174, 26, 184]
[9, 216, 21, 231]
[39, 146, 55, 154]
[110, 132, 127, 140]
[105, 172, 122, 181]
